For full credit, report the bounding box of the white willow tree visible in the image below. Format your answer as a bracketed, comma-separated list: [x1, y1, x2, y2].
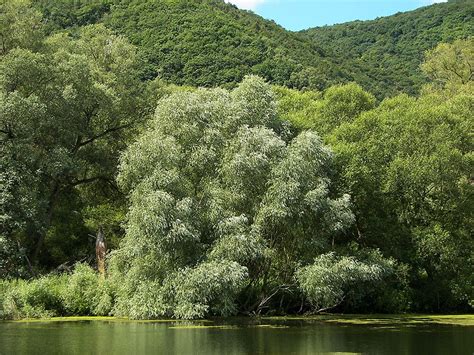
[111, 76, 358, 319]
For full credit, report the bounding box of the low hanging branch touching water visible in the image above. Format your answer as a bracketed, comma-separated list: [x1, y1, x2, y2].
[254, 284, 294, 315]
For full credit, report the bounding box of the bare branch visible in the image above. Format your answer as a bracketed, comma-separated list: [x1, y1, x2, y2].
[75, 123, 133, 151]
[69, 175, 110, 187]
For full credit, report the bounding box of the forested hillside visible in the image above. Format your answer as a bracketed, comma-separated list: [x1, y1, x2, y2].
[35, 0, 347, 89]
[32, 0, 473, 97]
[303, 0, 474, 96]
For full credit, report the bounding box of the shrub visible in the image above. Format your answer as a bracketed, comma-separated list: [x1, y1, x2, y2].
[2, 275, 66, 319]
[0, 279, 8, 319]
[61, 263, 112, 316]
[0, 263, 113, 319]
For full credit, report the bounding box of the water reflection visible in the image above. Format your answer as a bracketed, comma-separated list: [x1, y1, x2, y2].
[1, 319, 472, 355]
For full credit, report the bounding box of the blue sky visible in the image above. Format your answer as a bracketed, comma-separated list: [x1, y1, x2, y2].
[225, 0, 448, 30]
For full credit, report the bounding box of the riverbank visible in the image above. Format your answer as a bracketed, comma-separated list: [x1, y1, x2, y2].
[6, 314, 474, 326]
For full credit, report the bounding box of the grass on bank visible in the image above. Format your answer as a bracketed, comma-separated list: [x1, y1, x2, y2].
[6, 314, 474, 327]
[264, 314, 474, 326]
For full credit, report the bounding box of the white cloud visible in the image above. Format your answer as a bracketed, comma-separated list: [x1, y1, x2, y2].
[225, 0, 267, 10]
[429, 0, 447, 3]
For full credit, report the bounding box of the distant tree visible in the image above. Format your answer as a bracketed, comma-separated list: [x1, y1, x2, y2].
[0, 0, 43, 55]
[274, 83, 375, 136]
[422, 37, 474, 88]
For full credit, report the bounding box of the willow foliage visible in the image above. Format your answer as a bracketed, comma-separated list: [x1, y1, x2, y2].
[111, 76, 360, 319]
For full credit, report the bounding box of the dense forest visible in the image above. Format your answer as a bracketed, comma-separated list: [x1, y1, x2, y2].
[33, 0, 473, 96]
[0, 0, 473, 320]
[303, 0, 474, 96]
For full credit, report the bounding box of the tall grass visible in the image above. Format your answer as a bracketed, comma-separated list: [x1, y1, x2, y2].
[0, 263, 113, 320]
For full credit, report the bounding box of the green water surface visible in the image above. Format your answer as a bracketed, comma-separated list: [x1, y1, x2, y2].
[0, 317, 472, 354]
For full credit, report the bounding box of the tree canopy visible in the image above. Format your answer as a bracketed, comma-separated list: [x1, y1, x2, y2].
[0, 22, 145, 269]
[0, 1, 472, 319]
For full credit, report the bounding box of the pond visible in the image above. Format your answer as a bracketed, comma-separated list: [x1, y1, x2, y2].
[1, 317, 473, 354]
